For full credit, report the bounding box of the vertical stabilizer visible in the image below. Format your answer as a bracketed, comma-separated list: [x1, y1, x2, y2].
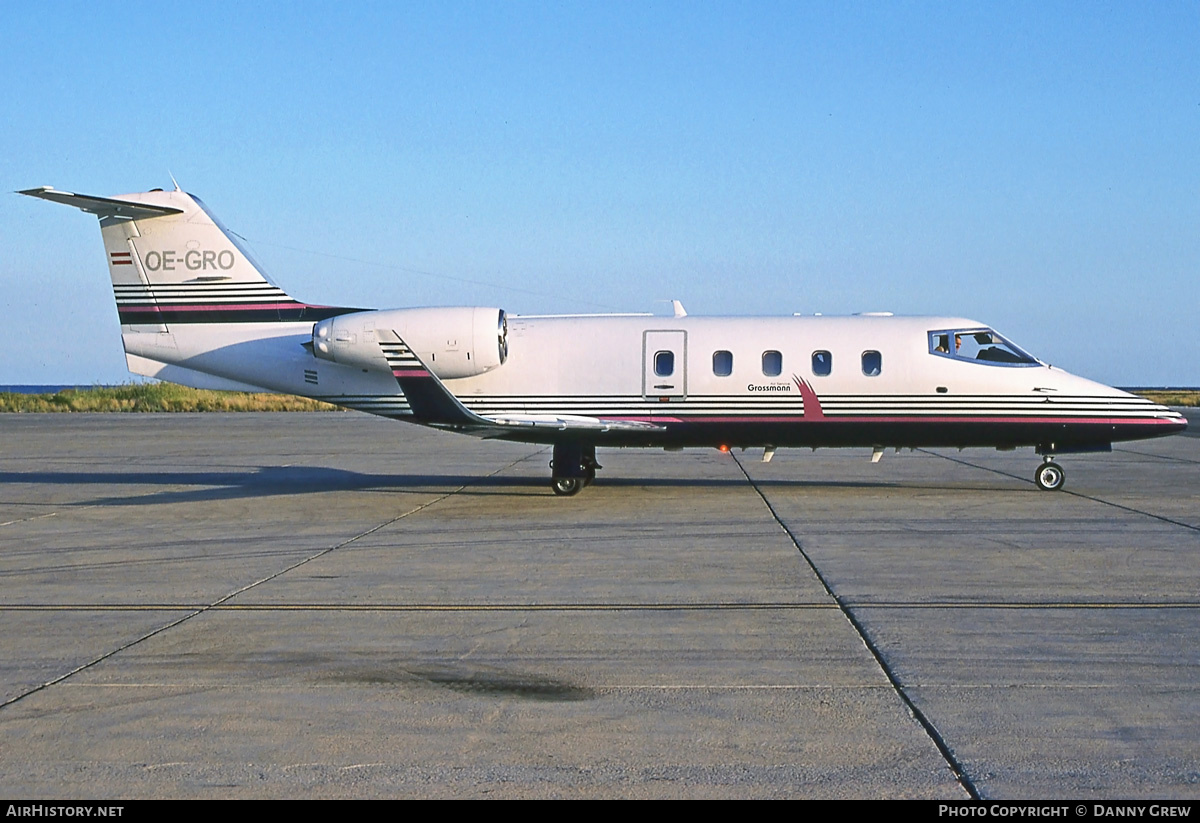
[19, 187, 339, 327]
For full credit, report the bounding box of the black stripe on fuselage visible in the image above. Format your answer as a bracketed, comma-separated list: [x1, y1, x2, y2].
[116, 304, 364, 324]
[483, 418, 1184, 449]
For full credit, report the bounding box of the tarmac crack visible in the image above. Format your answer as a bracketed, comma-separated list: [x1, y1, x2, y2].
[0, 449, 541, 713]
[920, 449, 1200, 535]
[1113, 446, 1200, 466]
[732, 452, 981, 801]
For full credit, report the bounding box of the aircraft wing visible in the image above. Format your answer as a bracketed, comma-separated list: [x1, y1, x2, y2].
[475, 413, 665, 433]
[388, 342, 664, 436]
[18, 187, 184, 218]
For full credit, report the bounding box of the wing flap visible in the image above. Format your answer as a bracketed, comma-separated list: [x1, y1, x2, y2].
[483, 413, 664, 432]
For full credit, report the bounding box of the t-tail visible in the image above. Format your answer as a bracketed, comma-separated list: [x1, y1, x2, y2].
[20, 186, 362, 392]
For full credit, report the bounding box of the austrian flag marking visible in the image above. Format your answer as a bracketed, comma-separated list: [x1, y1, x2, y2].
[109, 251, 132, 266]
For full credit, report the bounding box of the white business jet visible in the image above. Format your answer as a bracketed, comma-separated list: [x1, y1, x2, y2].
[20, 185, 1187, 495]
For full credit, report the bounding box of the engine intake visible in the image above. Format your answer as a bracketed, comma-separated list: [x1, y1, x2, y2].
[312, 307, 508, 379]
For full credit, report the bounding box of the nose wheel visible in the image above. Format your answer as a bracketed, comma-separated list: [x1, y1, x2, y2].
[1034, 460, 1066, 491]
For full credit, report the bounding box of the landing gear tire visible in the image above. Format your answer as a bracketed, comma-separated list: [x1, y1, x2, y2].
[1035, 461, 1066, 491]
[552, 476, 584, 496]
[550, 443, 598, 495]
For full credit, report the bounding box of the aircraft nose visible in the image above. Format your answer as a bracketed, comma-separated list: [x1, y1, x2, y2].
[1173, 409, 1193, 434]
[1156, 406, 1190, 436]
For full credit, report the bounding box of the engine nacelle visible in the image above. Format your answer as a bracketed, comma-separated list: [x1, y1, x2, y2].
[311, 307, 508, 379]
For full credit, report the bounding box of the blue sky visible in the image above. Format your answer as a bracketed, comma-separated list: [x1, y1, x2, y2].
[3, 1, 1197, 385]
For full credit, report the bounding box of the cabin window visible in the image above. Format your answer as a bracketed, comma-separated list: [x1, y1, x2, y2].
[862, 350, 882, 376]
[654, 351, 675, 377]
[928, 328, 1039, 366]
[762, 350, 782, 377]
[712, 350, 733, 376]
[812, 350, 832, 377]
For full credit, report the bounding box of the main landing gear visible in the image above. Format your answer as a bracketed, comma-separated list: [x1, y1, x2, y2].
[1034, 458, 1066, 492]
[550, 443, 600, 496]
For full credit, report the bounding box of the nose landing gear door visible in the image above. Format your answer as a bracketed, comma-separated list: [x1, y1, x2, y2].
[642, 330, 687, 401]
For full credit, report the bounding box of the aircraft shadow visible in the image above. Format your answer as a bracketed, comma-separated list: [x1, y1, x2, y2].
[0, 465, 1004, 508]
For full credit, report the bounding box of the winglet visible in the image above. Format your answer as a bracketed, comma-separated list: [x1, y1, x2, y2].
[396, 369, 493, 427]
[378, 334, 493, 428]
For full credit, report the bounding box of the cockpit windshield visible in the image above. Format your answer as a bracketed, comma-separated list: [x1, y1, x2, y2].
[928, 328, 1040, 367]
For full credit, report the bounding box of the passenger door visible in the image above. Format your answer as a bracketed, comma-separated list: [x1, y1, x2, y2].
[642, 330, 687, 401]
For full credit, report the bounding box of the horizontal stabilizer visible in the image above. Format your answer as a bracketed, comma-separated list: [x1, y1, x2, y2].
[18, 187, 184, 218]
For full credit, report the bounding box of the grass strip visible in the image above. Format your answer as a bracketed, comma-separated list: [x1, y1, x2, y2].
[0, 384, 340, 413]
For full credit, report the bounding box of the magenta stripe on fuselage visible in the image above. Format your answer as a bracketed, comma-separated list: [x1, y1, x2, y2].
[118, 302, 319, 312]
[600, 415, 1179, 426]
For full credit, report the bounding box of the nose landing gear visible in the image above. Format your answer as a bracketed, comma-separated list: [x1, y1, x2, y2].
[1034, 459, 1066, 491]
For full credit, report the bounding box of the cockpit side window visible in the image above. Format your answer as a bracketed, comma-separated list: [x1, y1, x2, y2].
[928, 328, 1039, 366]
